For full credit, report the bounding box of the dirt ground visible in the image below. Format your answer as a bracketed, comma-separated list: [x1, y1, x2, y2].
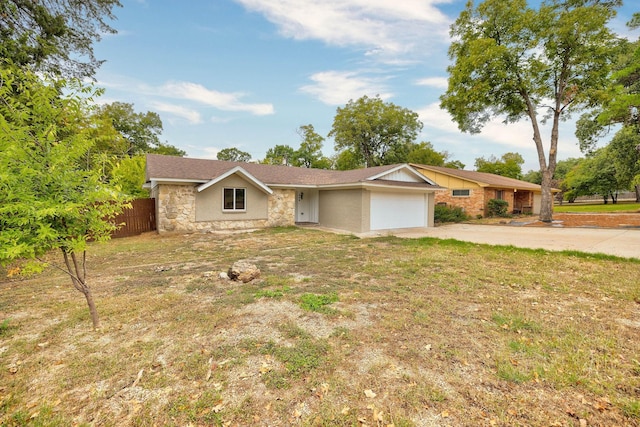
[523, 213, 640, 228]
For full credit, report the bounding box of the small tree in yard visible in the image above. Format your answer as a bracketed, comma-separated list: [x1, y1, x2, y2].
[0, 66, 128, 329]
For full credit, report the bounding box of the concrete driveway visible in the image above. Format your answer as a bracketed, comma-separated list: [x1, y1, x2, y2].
[360, 224, 640, 259]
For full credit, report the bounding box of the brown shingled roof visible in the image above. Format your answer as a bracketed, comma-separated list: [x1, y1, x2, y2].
[410, 163, 545, 191]
[145, 154, 439, 187]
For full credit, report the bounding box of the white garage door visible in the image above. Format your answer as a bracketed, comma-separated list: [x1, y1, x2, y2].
[370, 192, 426, 230]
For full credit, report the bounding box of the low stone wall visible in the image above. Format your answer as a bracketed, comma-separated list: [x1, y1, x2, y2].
[155, 184, 295, 233]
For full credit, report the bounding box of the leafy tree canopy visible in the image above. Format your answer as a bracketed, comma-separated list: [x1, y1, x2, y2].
[0, 0, 121, 78]
[329, 95, 423, 168]
[563, 147, 621, 203]
[262, 144, 296, 165]
[111, 155, 149, 198]
[475, 152, 524, 179]
[295, 124, 331, 169]
[93, 102, 185, 157]
[440, 0, 622, 221]
[0, 65, 128, 328]
[217, 147, 252, 162]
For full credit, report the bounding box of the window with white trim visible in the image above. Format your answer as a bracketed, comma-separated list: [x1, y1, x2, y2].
[223, 188, 246, 211]
[452, 189, 470, 197]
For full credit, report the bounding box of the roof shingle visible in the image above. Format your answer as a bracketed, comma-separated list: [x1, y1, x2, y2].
[145, 154, 440, 187]
[410, 163, 544, 191]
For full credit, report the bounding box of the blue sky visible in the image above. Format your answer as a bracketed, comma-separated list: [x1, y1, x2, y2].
[93, 0, 638, 172]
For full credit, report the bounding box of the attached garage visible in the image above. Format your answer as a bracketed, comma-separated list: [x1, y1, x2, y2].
[370, 192, 427, 230]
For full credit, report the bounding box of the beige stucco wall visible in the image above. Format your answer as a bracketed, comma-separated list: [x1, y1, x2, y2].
[154, 182, 295, 233]
[318, 189, 368, 233]
[195, 175, 268, 221]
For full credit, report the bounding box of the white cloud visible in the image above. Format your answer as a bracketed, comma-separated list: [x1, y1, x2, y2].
[234, 0, 452, 60]
[150, 102, 202, 124]
[416, 101, 586, 171]
[299, 70, 392, 105]
[416, 102, 459, 133]
[415, 77, 448, 89]
[161, 81, 275, 116]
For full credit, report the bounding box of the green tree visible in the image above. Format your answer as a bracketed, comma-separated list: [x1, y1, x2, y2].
[406, 142, 447, 166]
[522, 169, 542, 184]
[440, 0, 621, 222]
[93, 102, 185, 157]
[262, 144, 296, 165]
[0, 0, 121, 78]
[0, 66, 128, 329]
[294, 124, 331, 168]
[474, 152, 524, 179]
[563, 148, 621, 203]
[333, 150, 363, 170]
[444, 160, 466, 170]
[217, 147, 252, 162]
[608, 126, 640, 200]
[554, 157, 584, 203]
[111, 155, 149, 198]
[329, 95, 423, 168]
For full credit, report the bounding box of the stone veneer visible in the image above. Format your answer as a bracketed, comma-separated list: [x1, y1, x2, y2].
[154, 184, 296, 233]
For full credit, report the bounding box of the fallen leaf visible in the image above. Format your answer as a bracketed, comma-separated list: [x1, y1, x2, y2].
[259, 362, 271, 374]
[441, 410, 450, 418]
[373, 408, 384, 422]
[341, 406, 350, 415]
[364, 389, 377, 398]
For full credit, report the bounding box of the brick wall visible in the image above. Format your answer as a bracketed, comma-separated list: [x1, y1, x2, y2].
[435, 188, 486, 217]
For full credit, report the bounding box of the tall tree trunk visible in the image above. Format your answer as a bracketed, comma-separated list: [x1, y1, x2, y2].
[635, 184, 640, 202]
[522, 91, 555, 223]
[539, 168, 554, 223]
[63, 250, 101, 330]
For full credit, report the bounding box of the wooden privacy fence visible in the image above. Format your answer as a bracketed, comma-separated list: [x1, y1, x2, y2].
[111, 198, 156, 238]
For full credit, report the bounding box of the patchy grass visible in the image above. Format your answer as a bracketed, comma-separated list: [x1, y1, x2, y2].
[1, 228, 639, 426]
[554, 201, 640, 213]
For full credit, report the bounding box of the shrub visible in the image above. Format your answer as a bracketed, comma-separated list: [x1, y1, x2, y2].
[487, 199, 510, 217]
[434, 204, 469, 223]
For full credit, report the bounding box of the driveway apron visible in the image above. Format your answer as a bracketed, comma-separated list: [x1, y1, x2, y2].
[362, 224, 640, 259]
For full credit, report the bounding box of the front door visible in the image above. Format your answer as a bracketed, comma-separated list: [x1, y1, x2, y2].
[296, 190, 318, 223]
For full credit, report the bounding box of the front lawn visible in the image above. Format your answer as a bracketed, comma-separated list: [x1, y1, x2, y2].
[1, 228, 639, 426]
[555, 201, 640, 213]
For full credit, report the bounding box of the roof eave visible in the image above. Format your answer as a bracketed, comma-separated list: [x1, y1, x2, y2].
[197, 166, 274, 195]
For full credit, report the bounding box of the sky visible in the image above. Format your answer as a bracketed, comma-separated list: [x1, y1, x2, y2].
[93, 0, 638, 172]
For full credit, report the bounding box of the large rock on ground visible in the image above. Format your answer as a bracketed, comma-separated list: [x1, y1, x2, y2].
[228, 261, 260, 283]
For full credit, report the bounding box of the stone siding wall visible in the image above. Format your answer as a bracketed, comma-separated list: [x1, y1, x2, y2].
[267, 189, 296, 227]
[155, 184, 295, 233]
[156, 184, 197, 233]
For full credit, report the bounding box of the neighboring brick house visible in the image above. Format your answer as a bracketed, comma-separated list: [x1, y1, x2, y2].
[145, 154, 444, 234]
[411, 164, 549, 217]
